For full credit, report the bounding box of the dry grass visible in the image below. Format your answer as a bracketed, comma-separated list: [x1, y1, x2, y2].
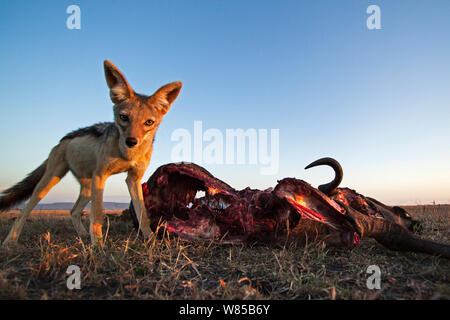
[0, 205, 448, 300]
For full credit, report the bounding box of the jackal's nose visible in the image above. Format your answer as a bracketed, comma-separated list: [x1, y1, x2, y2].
[125, 137, 138, 148]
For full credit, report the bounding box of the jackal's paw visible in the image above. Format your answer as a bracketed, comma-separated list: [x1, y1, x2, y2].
[140, 226, 154, 239]
[2, 237, 19, 248]
[89, 234, 104, 248]
[71, 218, 89, 237]
[75, 227, 89, 237]
[89, 223, 104, 244]
[90, 237, 105, 250]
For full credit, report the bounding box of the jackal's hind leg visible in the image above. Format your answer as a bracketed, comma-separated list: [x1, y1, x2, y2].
[3, 162, 68, 246]
[70, 179, 91, 237]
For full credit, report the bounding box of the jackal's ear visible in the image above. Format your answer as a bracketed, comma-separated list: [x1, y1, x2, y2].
[104, 60, 134, 104]
[152, 81, 183, 115]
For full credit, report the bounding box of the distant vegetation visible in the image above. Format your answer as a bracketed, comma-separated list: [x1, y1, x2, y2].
[12, 202, 129, 211]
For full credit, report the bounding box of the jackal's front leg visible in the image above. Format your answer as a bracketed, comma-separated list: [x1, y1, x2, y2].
[126, 172, 153, 239]
[90, 175, 106, 246]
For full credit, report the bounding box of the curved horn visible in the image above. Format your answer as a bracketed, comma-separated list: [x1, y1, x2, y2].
[305, 157, 343, 195]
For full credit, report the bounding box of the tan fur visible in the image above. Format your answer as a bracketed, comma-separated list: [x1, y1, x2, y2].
[2, 60, 182, 246]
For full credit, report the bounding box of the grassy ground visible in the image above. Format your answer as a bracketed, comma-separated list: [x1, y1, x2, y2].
[0, 205, 448, 300]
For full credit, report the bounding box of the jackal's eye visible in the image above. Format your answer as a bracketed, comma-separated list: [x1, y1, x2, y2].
[145, 119, 154, 126]
[119, 114, 129, 121]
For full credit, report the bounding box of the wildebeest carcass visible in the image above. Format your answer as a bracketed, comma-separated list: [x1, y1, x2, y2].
[129, 159, 450, 258]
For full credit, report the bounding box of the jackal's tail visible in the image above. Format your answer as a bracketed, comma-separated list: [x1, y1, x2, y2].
[0, 160, 47, 212]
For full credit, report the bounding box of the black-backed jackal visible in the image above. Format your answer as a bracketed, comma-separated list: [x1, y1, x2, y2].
[0, 60, 182, 246]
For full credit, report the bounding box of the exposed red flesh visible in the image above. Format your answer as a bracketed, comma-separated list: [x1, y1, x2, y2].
[130, 163, 359, 246]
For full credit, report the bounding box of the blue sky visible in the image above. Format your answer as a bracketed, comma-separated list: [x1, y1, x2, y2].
[0, 0, 449, 205]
